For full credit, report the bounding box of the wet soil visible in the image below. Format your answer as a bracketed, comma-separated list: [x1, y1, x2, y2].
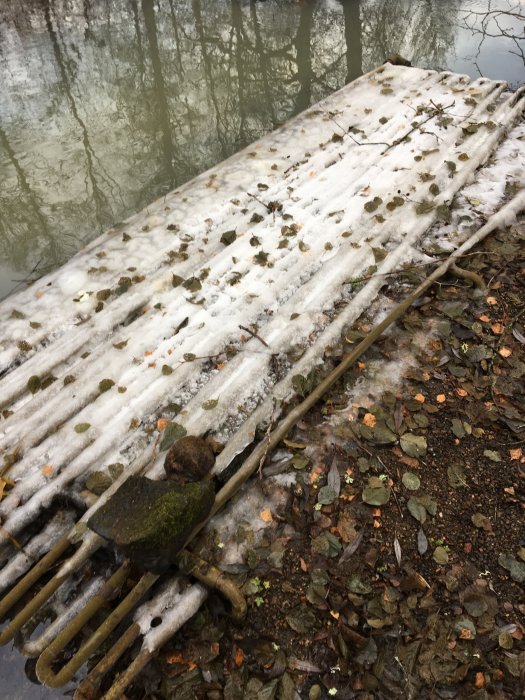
[126, 218, 524, 700]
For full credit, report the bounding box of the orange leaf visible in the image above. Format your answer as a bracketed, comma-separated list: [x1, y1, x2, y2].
[234, 647, 244, 667]
[300, 557, 309, 572]
[330, 610, 340, 620]
[42, 464, 54, 477]
[422, 371, 431, 381]
[486, 296, 498, 306]
[491, 323, 504, 335]
[456, 388, 468, 397]
[436, 394, 446, 403]
[260, 508, 273, 523]
[474, 672, 485, 688]
[166, 651, 185, 665]
[309, 466, 324, 484]
[498, 346, 512, 357]
[144, 350, 153, 356]
[35, 289, 44, 298]
[414, 393, 425, 403]
[478, 314, 490, 322]
[362, 412, 376, 427]
[509, 448, 522, 461]
[157, 418, 170, 432]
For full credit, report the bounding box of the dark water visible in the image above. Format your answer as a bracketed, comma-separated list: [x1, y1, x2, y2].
[0, 1, 524, 697]
[0, 0, 523, 302]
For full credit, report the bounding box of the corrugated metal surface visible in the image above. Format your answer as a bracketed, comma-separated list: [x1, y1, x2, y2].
[0, 64, 523, 694]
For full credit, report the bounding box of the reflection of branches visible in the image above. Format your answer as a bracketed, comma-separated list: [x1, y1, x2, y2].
[360, 0, 460, 71]
[458, 1, 525, 63]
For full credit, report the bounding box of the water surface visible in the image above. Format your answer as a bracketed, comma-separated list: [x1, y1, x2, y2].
[0, 0, 523, 301]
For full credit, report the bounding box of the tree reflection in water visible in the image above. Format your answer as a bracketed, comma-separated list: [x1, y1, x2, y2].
[0, 0, 522, 299]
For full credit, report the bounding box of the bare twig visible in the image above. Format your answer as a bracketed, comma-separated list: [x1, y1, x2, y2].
[239, 324, 270, 348]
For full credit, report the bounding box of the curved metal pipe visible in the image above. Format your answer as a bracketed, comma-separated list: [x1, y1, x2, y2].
[36, 565, 157, 688]
[177, 549, 246, 620]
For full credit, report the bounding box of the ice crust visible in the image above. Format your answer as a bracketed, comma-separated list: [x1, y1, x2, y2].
[0, 65, 524, 660]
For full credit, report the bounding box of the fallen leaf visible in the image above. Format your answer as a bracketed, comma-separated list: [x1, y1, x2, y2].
[362, 413, 377, 427]
[474, 672, 485, 688]
[394, 537, 402, 566]
[400, 433, 427, 457]
[498, 346, 512, 357]
[491, 323, 504, 335]
[157, 418, 170, 432]
[509, 448, 522, 461]
[478, 314, 490, 322]
[260, 508, 273, 523]
[41, 464, 54, 477]
[300, 558, 309, 572]
[486, 296, 498, 305]
[234, 647, 245, 667]
[456, 388, 468, 397]
[414, 393, 425, 403]
[436, 394, 446, 403]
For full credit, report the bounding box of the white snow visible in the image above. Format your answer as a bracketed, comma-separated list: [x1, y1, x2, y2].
[0, 64, 524, 667]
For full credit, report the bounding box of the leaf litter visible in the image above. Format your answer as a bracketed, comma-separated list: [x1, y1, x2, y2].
[124, 219, 525, 699]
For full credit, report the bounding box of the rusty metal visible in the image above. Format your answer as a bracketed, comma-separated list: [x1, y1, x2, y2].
[74, 623, 142, 700]
[35, 565, 155, 687]
[177, 549, 246, 621]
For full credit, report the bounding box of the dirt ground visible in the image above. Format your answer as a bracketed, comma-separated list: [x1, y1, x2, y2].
[99, 217, 524, 700]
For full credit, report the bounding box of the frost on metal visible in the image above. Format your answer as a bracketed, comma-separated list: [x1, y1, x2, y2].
[0, 65, 524, 668]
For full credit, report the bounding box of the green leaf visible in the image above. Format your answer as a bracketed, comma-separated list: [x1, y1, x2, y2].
[447, 463, 468, 488]
[433, 546, 449, 564]
[402, 472, 420, 491]
[400, 433, 427, 457]
[292, 454, 309, 470]
[202, 399, 219, 410]
[183, 353, 196, 362]
[27, 375, 41, 394]
[499, 553, 525, 583]
[161, 364, 173, 375]
[220, 230, 237, 246]
[183, 277, 201, 292]
[98, 378, 115, 393]
[254, 250, 269, 266]
[362, 478, 391, 506]
[85, 471, 112, 495]
[159, 422, 187, 451]
[364, 197, 383, 213]
[407, 497, 427, 523]
[317, 485, 337, 505]
[74, 423, 91, 433]
[415, 200, 435, 215]
[372, 247, 387, 262]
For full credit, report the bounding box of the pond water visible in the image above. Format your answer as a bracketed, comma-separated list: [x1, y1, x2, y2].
[0, 0, 524, 303]
[0, 0, 523, 697]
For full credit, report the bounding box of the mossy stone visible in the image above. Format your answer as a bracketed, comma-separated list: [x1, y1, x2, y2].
[87, 476, 214, 573]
